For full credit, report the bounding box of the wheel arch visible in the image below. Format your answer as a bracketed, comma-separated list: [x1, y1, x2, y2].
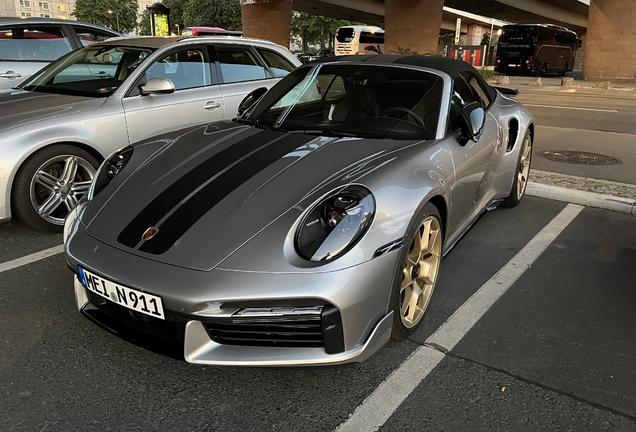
[385, 192, 448, 306]
[527, 122, 535, 141]
[10, 140, 103, 194]
[427, 194, 448, 242]
[8, 141, 104, 224]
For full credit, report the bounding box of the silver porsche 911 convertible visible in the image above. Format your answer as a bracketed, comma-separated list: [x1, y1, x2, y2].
[64, 55, 534, 366]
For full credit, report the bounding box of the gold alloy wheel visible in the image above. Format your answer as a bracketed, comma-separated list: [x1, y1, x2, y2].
[516, 135, 532, 200]
[399, 216, 442, 328]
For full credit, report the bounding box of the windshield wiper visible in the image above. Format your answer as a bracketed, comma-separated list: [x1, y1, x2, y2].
[233, 118, 287, 132]
[291, 129, 377, 138]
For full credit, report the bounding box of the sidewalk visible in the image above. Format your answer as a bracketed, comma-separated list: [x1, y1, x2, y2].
[528, 170, 636, 215]
[488, 74, 636, 98]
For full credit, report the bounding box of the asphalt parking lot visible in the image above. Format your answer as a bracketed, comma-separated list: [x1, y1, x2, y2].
[2, 194, 635, 431]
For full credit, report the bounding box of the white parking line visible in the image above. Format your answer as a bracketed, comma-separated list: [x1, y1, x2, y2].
[0, 245, 64, 274]
[335, 203, 584, 432]
[523, 104, 618, 113]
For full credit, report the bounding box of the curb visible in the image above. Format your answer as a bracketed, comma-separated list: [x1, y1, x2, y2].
[526, 182, 636, 215]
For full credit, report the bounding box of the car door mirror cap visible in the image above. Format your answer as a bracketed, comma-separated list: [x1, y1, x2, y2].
[459, 103, 485, 143]
[237, 87, 268, 116]
[140, 77, 175, 96]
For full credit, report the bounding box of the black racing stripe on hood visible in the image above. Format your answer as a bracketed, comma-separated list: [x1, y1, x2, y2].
[138, 132, 315, 255]
[117, 129, 282, 248]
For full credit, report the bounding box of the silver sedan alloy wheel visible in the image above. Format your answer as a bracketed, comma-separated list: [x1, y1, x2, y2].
[29, 155, 96, 225]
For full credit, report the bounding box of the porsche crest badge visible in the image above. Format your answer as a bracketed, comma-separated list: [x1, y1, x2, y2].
[142, 227, 159, 241]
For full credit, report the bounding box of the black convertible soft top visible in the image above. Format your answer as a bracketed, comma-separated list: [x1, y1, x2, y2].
[310, 54, 497, 102]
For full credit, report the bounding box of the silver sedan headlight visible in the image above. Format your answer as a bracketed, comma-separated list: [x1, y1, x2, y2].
[295, 185, 375, 262]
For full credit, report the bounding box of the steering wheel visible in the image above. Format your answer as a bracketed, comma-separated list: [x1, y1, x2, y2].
[380, 107, 426, 129]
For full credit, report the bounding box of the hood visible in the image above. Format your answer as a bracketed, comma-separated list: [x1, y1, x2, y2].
[0, 90, 106, 134]
[85, 123, 419, 271]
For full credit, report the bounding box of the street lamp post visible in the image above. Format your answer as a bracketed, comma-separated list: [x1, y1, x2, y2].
[108, 9, 120, 33]
[486, 18, 494, 66]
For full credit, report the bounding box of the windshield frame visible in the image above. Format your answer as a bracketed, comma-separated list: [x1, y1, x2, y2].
[21, 44, 156, 98]
[244, 62, 450, 141]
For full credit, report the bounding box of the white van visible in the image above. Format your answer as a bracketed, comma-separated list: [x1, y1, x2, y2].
[334, 25, 385, 56]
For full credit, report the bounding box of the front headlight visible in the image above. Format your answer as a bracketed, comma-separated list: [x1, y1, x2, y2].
[295, 185, 375, 262]
[87, 146, 133, 200]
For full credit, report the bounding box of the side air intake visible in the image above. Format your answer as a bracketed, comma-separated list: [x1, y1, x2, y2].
[508, 118, 519, 152]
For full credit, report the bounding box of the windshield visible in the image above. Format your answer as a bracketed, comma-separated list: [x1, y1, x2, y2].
[500, 27, 536, 42]
[244, 64, 443, 140]
[336, 28, 355, 43]
[22, 45, 154, 97]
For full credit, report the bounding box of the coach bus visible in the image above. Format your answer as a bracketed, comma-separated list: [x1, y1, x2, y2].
[334, 25, 384, 56]
[495, 24, 581, 76]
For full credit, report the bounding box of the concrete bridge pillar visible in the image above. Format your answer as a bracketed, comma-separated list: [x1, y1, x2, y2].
[466, 23, 486, 46]
[240, 0, 292, 48]
[574, 31, 586, 71]
[584, 0, 636, 82]
[384, 0, 445, 55]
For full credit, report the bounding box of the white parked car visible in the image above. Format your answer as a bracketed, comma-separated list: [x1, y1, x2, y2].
[0, 36, 300, 231]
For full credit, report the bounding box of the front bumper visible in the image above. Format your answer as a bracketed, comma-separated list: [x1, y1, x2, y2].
[73, 276, 393, 366]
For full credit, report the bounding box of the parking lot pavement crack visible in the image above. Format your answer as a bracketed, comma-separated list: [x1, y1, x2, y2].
[405, 337, 449, 354]
[424, 342, 449, 354]
[444, 351, 636, 424]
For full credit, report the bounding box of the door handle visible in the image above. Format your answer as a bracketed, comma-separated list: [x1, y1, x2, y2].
[203, 101, 221, 110]
[0, 71, 22, 79]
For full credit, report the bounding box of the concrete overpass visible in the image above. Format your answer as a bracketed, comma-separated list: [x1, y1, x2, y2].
[240, 0, 636, 82]
[292, 0, 588, 31]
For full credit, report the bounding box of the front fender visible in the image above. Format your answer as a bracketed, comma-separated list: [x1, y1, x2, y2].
[217, 141, 454, 274]
[0, 112, 129, 221]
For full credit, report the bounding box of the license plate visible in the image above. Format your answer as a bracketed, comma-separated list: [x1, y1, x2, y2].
[508, 64, 519, 67]
[78, 267, 165, 320]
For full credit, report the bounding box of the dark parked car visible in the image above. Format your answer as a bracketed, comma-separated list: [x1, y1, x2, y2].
[308, 49, 334, 61]
[294, 52, 312, 64]
[0, 17, 121, 90]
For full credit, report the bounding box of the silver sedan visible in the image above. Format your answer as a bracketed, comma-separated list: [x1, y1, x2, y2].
[0, 36, 300, 231]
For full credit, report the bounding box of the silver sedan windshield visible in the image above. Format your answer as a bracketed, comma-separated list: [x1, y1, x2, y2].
[22, 45, 154, 97]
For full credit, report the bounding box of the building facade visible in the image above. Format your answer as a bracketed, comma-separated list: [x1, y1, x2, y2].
[0, 0, 76, 19]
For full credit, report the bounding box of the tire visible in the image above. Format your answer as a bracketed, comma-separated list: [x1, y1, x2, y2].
[503, 133, 533, 208]
[540, 64, 548, 76]
[390, 202, 444, 340]
[12, 145, 100, 232]
[561, 63, 568, 76]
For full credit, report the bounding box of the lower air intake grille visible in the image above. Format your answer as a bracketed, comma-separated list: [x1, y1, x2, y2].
[204, 315, 324, 348]
[204, 305, 345, 353]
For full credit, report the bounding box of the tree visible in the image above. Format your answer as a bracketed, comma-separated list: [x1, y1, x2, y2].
[73, 0, 139, 34]
[182, 0, 242, 30]
[138, 10, 151, 36]
[291, 12, 359, 52]
[481, 32, 490, 47]
[164, 0, 187, 34]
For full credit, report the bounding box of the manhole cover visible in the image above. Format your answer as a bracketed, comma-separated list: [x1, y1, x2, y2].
[537, 150, 620, 165]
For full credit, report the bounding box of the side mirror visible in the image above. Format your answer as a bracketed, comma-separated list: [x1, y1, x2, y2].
[577, 39, 583, 49]
[237, 87, 268, 116]
[458, 102, 485, 143]
[140, 77, 175, 96]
